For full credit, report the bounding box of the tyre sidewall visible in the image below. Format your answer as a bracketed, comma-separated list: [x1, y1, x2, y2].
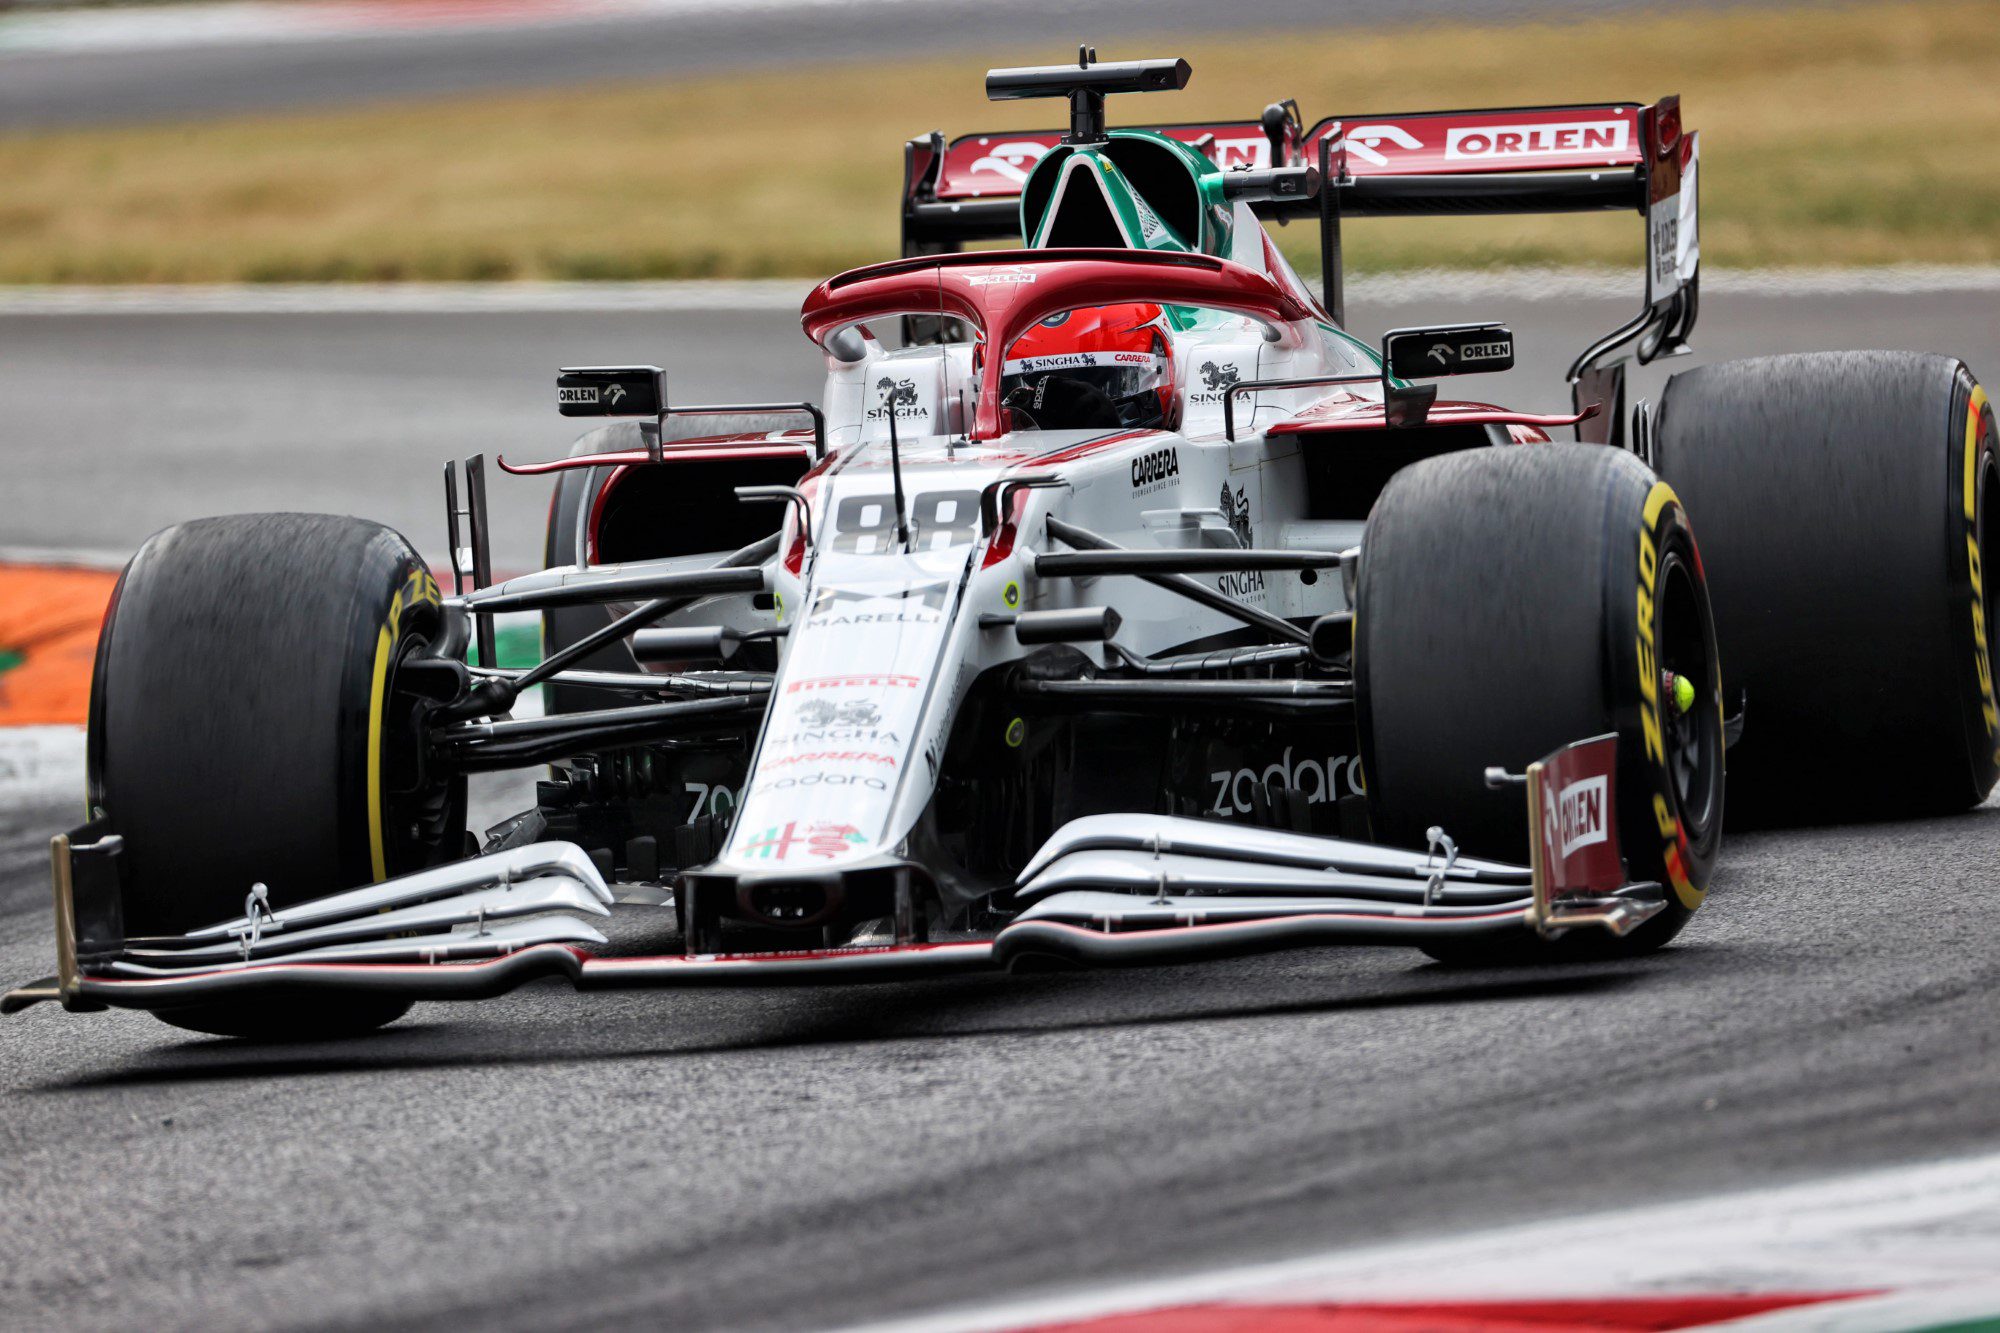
[1947, 370, 2000, 798]
[1607, 482, 1724, 918]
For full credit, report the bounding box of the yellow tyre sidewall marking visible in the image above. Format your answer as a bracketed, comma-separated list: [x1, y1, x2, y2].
[1638, 480, 1708, 912]
[1962, 385, 1998, 751]
[366, 567, 441, 883]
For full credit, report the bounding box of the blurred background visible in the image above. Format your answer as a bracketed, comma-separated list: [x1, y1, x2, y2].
[1, 0, 1996, 705]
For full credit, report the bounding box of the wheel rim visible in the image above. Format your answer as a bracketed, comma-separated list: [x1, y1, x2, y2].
[1658, 547, 1723, 853]
[382, 630, 465, 875]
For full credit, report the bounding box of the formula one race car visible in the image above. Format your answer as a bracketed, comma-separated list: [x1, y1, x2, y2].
[10, 52, 1997, 1039]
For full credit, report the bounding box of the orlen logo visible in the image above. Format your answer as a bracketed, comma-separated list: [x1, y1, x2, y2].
[966, 141, 1051, 186]
[1545, 774, 1609, 859]
[1342, 124, 1423, 167]
[1446, 120, 1628, 161]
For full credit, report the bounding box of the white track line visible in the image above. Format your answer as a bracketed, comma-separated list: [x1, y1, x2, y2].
[3, 267, 1999, 317]
[848, 1149, 2000, 1332]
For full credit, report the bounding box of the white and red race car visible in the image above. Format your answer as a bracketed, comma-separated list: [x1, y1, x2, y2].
[9, 53, 1996, 1040]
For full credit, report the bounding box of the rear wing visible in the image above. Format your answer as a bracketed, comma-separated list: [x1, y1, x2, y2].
[901, 96, 1699, 442]
[902, 107, 1302, 249]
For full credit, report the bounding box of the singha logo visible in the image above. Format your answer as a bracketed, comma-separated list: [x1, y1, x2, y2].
[1188, 360, 1244, 406]
[867, 376, 925, 421]
[1220, 480, 1253, 547]
[796, 698, 882, 729]
[1217, 480, 1266, 601]
[1200, 361, 1242, 392]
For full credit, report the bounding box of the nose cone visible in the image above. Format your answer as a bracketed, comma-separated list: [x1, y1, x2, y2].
[717, 548, 972, 876]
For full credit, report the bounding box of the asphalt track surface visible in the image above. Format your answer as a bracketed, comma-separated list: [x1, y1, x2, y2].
[0, 0, 1787, 130]
[2, 288, 1998, 1329]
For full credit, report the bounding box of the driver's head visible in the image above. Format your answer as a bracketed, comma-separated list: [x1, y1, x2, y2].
[1000, 304, 1179, 432]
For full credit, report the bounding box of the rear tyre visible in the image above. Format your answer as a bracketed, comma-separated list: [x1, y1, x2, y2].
[1355, 444, 1724, 962]
[1652, 353, 2000, 823]
[89, 513, 463, 1039]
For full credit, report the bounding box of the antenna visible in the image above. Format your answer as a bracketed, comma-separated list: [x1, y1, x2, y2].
[882, 380, 912, 550]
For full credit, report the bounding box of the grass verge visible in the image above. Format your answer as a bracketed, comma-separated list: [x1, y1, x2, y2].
[1, 0, 1996, 283]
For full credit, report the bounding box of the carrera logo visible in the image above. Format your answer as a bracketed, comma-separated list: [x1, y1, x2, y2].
[1113, 352, 1151, 365]
[1130, 446, 1180, 494]
[1545, 774, 1609, 859]
[1446, 120, 1628, 161]
[762, 750, 897, 768]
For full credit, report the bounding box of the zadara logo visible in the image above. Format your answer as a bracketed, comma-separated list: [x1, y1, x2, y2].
[1446, 120, 1628, 161]
[742, 821, 869, 862]
[1544, 774, 1609, 859]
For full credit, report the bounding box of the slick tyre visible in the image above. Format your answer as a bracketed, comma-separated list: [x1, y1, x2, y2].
[1652, 353, 2000, 823]
[89, 513, 465, 1039]
[1356, 444, 1724, 962]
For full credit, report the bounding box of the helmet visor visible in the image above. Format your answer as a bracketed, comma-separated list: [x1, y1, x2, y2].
[1000, 351, 1169, 410]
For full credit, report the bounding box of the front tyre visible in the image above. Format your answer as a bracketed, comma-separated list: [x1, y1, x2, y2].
[1355, 444, 1724, 961]
[89, 513, 465, 1039]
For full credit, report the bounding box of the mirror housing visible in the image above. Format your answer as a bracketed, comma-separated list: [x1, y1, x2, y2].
[1382, 324, 1514, 380]
[557, 365, 665, 418]
[1378, 323, 1514, 428]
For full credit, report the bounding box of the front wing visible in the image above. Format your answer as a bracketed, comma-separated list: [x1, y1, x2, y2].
[4, 737, 1661, 1019]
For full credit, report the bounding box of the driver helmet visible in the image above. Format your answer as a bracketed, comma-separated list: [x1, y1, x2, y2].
[999, 304, 1179, 432]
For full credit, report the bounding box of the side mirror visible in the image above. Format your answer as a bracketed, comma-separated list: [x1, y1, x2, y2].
[1382, 324, 1514, 380]
[557, 365, 664, 418]
[1378, 324, 1514, 428]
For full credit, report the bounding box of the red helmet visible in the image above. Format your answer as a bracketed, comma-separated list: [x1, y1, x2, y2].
[999, 303, 1178, 432]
